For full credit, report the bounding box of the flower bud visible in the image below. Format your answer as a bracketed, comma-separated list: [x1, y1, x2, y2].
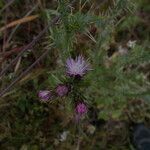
[38, 90, 52, 102]
[56, 84, 69, 97]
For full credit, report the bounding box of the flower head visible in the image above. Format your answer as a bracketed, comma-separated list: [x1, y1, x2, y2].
[56, 84, 69, 97]
[76, 102, 88, 116]
[75, 102, 88, 122]
[38, 90, 52, 102]
[66, 55, 90, 77]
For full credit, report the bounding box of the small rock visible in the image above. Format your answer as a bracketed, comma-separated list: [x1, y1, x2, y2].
[87, 124, 96, 135]
[127, 40, 136, 48]
[59, 131, 69, 142]
[133, 123, 150, 150]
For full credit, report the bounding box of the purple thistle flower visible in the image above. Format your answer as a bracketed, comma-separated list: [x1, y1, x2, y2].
[38, 90, 52, 102]
[66, 55, 90, 77]
[75, 102, 88, 122]
[76, 102, 88, 116]
[56, 84, 69, 97]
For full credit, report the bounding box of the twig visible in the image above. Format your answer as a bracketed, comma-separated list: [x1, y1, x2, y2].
[0, 0, 15, 14]
[0, 46, 53, 98]
[0, 16, 60, 77]
[0, 15, 39, 33]
[6, 3, 39, 44]
[76, 137, 81, 150]
[1, 4, 9, 90]
[0, 46, 25, 58]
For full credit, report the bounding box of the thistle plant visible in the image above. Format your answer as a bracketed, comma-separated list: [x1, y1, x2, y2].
[38, 55, 91, 122]
[38, 0, 150, 128]
[37, 0, 150, 147]
[1, 0, 150, 149]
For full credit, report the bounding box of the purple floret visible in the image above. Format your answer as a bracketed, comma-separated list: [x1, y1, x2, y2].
[66, 55, 90, 77]
[76, 102, 88, 116]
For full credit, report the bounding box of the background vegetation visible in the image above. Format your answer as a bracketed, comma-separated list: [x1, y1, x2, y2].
[0, 0, 150, 149]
